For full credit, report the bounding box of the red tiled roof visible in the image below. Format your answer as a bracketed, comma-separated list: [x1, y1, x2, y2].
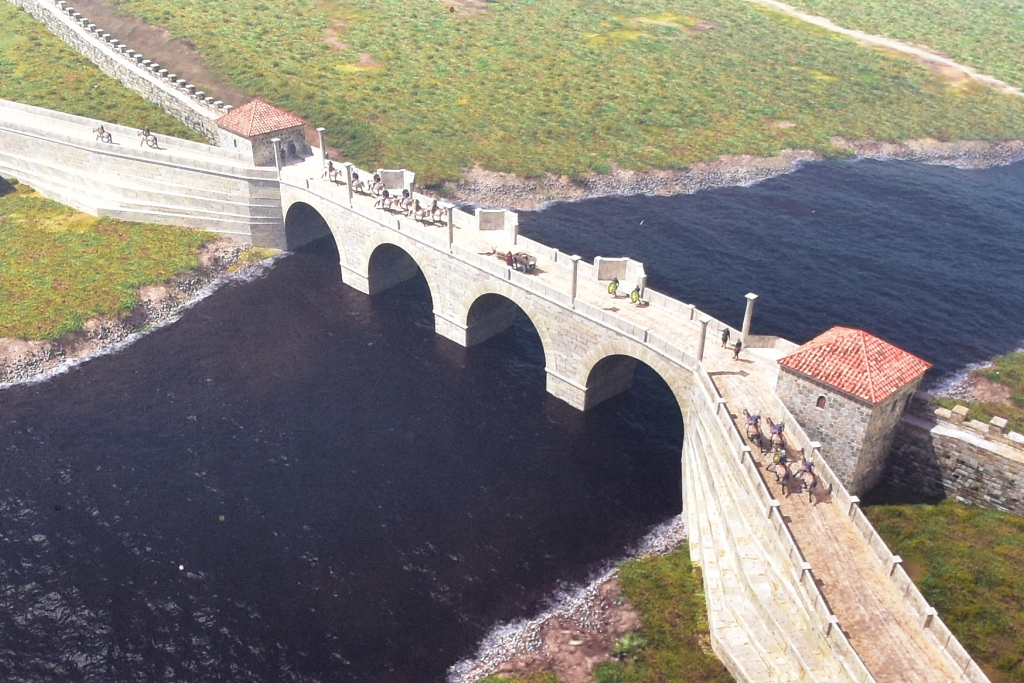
[778, 326, 931, 404]
[215, 99, 306, 137]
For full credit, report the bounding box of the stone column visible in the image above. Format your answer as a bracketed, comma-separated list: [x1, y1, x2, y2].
[697, 315, 711, 362]
[570, 255, 581, 306]
[316, 127, 326, 165]
[271, 137, 282, 177]
[741, 292, 758, 345]
[343, 162, 353, 206]
[446, 207, 455, 252]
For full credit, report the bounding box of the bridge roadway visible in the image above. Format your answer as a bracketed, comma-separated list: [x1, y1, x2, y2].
[280, 156, 964, 683]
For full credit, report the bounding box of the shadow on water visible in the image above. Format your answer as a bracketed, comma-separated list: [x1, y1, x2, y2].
[0, 245, 683, 682]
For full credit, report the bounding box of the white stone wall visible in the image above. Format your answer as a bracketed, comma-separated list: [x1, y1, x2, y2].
[0, 99, 285, 247]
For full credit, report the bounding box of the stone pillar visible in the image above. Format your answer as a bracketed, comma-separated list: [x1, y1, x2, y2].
[446, 207, 455, 252]
[697, 315, 711, 362]
[316, 127, 326, 164]
[570, 255, 581, 306]
[271, 138, 282, 176]
[741, 292, 758, 345]
[343, 163, 353, 206]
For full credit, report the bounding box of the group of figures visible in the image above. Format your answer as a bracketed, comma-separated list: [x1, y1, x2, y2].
[322, 162, 446, 224]
[607, 277, 646, 306]
[744, 409, 822, 503]
[91, 125, 158, 148]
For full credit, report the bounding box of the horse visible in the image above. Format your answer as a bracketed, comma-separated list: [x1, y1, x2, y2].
[373, 189, 394, 211]
[93, 126, 112, 143]
[412, 199, 427, 222]
[137, 128, 158, 148]
[766, 416, 786, 451]
[351, 172, 366, 195]
[398, 189, 413, 214]
[743, 409, 765, 453]
[765, 448, 791, 494]
[370, 174, 384, 196]
[428, 199, 444, 224]
[794, 456, 818, 503]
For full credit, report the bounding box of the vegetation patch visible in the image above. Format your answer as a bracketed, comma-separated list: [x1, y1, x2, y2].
[0, 1, 199, 138]
[867, 500, 1024, 682]
[935, 351, 1024, 434]
[74, 0, 1024, 184]
[783, 0, 1024, 90]
[0, 179, 212, 340]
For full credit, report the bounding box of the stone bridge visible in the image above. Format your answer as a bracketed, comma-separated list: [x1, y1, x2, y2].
[0, 99, 990, 683]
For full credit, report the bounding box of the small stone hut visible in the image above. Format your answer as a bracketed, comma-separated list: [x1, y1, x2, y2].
[215, 99, 311, 167]
[776, 326, 931, 495]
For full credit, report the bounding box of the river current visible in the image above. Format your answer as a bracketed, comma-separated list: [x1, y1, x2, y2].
[0, 158, 1021, 682]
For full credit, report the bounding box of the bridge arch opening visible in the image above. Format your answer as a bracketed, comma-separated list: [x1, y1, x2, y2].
[366, 243, 434, 302]
[285, 202, 334, 252]
[464, 292, 548, 373]
[580, 356, 684, 512]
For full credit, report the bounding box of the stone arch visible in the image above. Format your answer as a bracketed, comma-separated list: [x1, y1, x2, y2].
[360, 233, 443, 310]
[283, 200, 335, 252]
[577, 339, 693, 414]
[456, 281, 557, 368]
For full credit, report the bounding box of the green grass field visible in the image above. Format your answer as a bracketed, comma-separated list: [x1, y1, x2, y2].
[867, 501, 1024, 683]
[91, 0, 1024, 184]
[0, 1, 199, 138]
[479, 548, 732, 683]
[783, 0, 1024, 91]
[0, 179, 212, 340]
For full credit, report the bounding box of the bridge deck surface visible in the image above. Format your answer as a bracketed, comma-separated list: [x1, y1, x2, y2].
[299, 166, 960, 682]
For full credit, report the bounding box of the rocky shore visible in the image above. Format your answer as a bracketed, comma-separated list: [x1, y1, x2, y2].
[0, 239, 279, 386]
[449, 516, 687, 683]
[448, 139, 1024, 210]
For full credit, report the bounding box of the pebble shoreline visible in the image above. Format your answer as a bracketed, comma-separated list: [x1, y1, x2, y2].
[448, 515, 687, 683]
[449, 139, 1024, 210]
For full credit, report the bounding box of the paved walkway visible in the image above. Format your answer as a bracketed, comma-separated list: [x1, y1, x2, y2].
[295, 161, 962, 682]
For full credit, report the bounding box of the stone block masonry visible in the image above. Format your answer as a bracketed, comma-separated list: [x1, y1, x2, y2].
[886, 398, 1024, 515]
[0, 98, 286, 247]
[6, 0, 226, 142]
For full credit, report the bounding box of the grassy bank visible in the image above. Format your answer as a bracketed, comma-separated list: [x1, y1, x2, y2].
[934, 351, 1024, 434]
[480, 547, 732, 683]
[0, 1, 199, 139]
[91, 0, 1024, 184]
[0, 179, 212, 340]
[783, 0, 1024, 91]
[867, 501, 1024, 682]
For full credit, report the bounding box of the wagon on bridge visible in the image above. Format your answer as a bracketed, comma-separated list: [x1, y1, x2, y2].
[511, 252, 536, 273]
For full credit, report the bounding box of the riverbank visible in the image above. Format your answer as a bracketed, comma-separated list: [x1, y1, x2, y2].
[0, 238, 279, 386]
[447, 139, 1024, 209]
[449, 517, 699, 683]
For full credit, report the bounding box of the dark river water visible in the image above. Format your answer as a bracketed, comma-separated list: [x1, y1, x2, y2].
[521, 159, 1024, 383]
[0, 159, 1021, 682]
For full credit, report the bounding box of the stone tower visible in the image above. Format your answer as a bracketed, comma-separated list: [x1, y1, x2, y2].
[775, 326, 931, 495]
[215, 99, 311, 167]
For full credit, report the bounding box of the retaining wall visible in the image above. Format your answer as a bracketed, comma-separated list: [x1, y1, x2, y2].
[6, 0, 226, 141]
[0, 98, 285, 246]
[886, 399, 1024, 515]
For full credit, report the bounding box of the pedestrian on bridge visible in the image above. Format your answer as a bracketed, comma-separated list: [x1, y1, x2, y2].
[733, 339, 743, 360]
[721, 327, 731, 348]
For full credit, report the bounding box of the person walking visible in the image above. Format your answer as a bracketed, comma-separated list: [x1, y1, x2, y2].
[733, 339, 742, 360]
[721, 327, 731, 348]
[607, 277, 619, 297]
